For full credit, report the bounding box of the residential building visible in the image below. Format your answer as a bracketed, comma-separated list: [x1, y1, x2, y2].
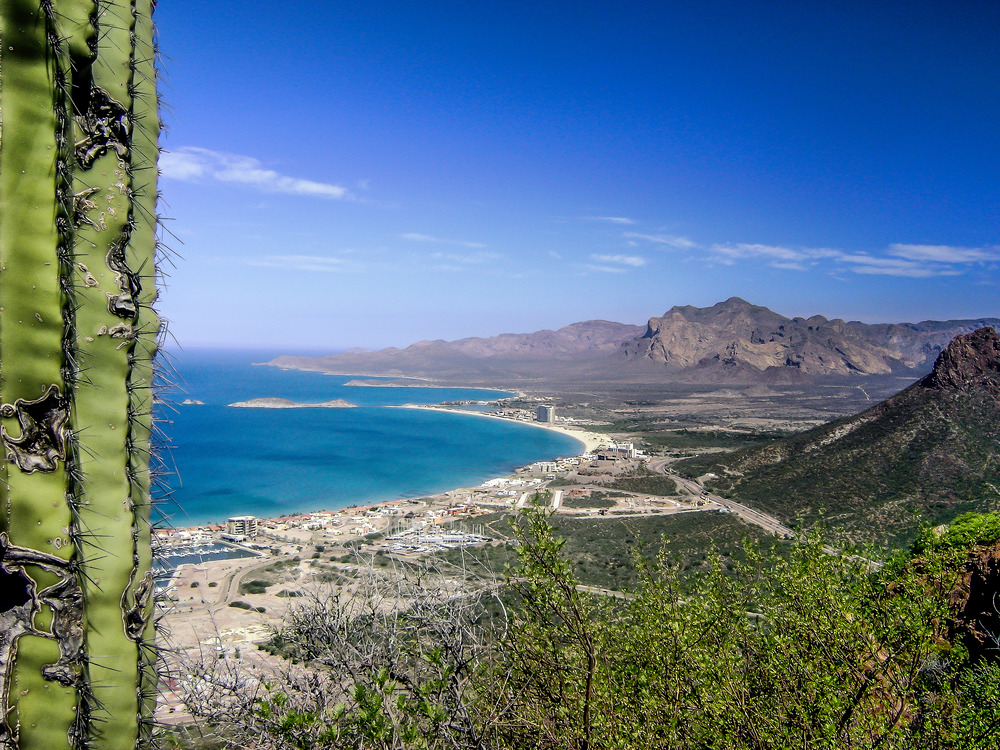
[227, 515, 259, 538]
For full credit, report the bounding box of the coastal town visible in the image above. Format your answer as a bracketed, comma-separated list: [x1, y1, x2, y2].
[155, 401, 729, 723]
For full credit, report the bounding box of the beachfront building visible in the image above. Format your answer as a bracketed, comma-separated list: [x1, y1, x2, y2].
[536, 405, 555, 423]
[227, 515, 259, 539]
[601, 442, 639, 460]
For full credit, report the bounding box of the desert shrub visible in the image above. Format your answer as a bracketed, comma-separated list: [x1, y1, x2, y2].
[238, 579, 269, 595]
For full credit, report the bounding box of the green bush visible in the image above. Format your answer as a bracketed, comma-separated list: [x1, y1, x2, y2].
[913, 512, 1000, 554]
[238, 579, 270, 595]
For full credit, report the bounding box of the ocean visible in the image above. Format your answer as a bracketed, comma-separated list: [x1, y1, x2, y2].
[155, 349, 583, 526]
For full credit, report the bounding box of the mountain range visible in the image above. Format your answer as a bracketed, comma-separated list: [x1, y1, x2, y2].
[679, 327, 1000, 545]
[270, 298, 999, 387]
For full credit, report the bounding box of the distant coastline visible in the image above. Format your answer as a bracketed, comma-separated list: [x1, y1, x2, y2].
[343, 378, 438, 388]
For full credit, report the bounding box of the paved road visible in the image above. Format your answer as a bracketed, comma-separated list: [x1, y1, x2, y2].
[208, 554, 297, 615]
[550, 490, 564, 511]
[648, 459, 795, 539]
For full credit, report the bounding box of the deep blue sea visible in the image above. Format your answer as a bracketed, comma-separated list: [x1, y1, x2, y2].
[155, 349, 582, 526]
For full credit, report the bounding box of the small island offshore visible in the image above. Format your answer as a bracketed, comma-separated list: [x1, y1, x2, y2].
[227, 397, 356, 409]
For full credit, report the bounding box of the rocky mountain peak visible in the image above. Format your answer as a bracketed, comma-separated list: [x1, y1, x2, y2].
[724, 295, 754, 307]
[924, 327, 1000, 393]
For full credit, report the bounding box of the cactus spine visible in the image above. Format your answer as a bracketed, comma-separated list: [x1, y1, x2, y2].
[0, 1, 162, 748]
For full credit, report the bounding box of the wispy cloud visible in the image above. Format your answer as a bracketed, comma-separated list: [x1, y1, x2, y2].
[248, 254, 360, 273]
[400, 233, 487, 249]
[624, 232, 699, 249]
[887, 244, 1000, 264]
[161, 147, 351, 199]
[836, 254, 962, 278]
[584, 264, 628, 274]
[708, 243, 839, 269]
[583, 216, 636, 225]
[703, 240, 995, 278]
[590, 253, 647, 267]
[427, 250, 504, 272]
[430, 250, 501, 264]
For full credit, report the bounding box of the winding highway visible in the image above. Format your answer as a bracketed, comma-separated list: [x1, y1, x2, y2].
[647, 458, 795, 539]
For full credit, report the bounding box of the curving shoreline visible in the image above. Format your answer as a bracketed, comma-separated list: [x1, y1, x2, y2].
[392, 403, 605, 454]
[170, 403, 605, 531]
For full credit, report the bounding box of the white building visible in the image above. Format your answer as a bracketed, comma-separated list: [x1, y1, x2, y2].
[227, 515, 259, 538]
[536, 405, 556, 423]
[607, 442, 638, 459]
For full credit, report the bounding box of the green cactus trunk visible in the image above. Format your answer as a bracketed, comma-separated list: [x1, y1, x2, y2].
[0, 1, 162, 748]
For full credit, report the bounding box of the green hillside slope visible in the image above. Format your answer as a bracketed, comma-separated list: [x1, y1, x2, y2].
[679, 327, 1000, 545]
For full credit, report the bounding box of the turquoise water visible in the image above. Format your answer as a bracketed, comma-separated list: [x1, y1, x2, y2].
[157, 350, 582, 526]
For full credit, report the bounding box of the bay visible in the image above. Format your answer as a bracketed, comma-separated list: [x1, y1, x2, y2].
[156, 349, 582, 526]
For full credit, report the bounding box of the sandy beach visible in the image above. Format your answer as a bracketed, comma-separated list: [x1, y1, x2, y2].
[393, 403, 607, 455]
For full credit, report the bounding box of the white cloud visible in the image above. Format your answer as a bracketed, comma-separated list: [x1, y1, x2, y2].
[430, 250, 502, 266]
[888, 243, 1000, 264]
[830, 244, 998, 277]
[709, 243, 837, 266]
[248, 254, 359, 273]
[590, 253, 646, 267]
[584, 264, 628, 274]
[160, 147, 351, 200]
[624, 232, 699, 249]
[770, 261, 810, 271]
[836, 254, 961, 278]
[583, 216, 636, 225]
[705, 242, 976, 277]
[627, 232, 999, 279]
[400, 233, 487, 249]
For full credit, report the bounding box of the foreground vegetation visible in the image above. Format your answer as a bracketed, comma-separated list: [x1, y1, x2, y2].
[175, 510, 1000, 749]
[436, 510, 773, 591]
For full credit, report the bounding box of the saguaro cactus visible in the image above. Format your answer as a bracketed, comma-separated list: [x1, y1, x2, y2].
[0, 1, 162, 748]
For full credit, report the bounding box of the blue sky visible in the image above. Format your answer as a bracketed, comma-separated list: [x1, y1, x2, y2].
[154, 0, 999, 350]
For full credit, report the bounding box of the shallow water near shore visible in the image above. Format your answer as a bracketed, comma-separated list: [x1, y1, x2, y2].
[156, 349, 582, 526]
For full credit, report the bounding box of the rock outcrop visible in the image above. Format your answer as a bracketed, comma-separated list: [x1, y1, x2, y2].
[923, 327, 1000, 393]
[949, 541, 1000, 662]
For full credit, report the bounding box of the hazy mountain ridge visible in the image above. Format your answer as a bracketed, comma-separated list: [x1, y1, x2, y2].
[270, 320, 645, 381]
[269, 299, 999, 386]
[681, 327, 1000, 544]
